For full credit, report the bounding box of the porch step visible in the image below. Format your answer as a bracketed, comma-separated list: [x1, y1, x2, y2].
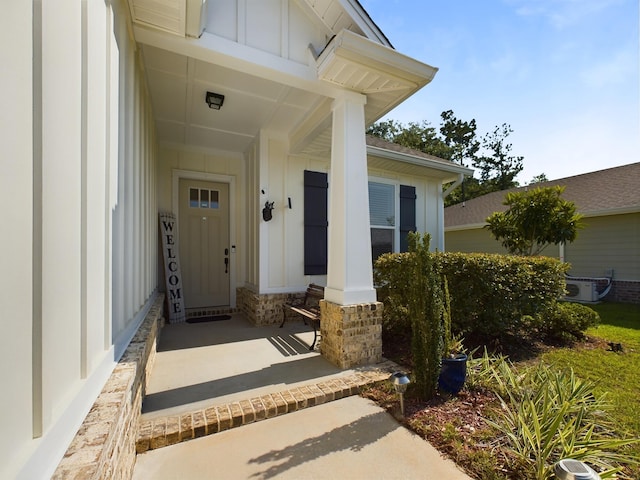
[135, 360, 400, 454]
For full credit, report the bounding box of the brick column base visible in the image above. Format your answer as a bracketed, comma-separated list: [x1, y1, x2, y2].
[320, 300, 383, 369]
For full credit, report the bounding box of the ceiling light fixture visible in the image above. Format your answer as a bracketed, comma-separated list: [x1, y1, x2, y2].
[205, 91, 225, 110]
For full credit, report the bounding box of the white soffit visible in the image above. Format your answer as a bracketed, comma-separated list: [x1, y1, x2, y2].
[127, 0, 207, 38]
[317, 29, 438, 94]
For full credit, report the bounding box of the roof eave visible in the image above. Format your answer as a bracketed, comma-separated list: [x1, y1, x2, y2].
[367, 144, 473, 179]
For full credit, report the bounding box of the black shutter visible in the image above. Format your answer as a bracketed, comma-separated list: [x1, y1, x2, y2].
[399, 185, 416, 252]
[304, 170, 328, 275]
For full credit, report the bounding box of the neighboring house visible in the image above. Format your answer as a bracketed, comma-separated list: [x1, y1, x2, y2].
[2, 1, 471, 477]
[444, 163, 640, 304]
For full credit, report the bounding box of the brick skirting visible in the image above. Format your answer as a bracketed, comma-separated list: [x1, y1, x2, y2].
[52, 294, 165, 480]
[610, 280, 640, 304]
[236, 287, 301, 326]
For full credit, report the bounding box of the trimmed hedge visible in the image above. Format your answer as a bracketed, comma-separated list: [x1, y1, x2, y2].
[375, 252, 569, 340]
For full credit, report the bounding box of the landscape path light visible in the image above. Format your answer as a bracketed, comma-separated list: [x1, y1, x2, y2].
[389, 372, 410, 417]
[554, 459, 601, 480]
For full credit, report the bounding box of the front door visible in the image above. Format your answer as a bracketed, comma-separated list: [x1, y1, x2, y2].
[179, 179, 230, 308]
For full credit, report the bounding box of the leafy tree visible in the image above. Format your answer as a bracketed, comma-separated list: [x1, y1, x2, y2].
[439, 109, 480, 167]
[485, 186, 583, 256]
[367, 112, 525, 206]
[367, 119, 450, 159]
[529, 173, 549, 184]
[474, 123, 523, 191]
[438, 110, 481, 205]
[366, 119, 403, 142]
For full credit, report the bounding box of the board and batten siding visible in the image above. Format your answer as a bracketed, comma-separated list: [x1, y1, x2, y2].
[205, 0, 327, 66]
[0, 1, 158, 478]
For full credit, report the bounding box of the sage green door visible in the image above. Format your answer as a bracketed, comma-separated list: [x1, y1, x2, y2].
[179, 179, 230, 308]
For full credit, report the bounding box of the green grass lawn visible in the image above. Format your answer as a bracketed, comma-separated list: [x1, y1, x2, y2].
[539, 302, 640, 473]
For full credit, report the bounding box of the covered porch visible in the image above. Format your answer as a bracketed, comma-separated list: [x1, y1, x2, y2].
[141, 11, 439, 367]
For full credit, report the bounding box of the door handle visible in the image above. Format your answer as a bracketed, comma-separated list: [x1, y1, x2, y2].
[224, 257, 229, 274]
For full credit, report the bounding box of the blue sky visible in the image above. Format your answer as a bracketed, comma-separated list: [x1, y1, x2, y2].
[359, 0, 639, 184]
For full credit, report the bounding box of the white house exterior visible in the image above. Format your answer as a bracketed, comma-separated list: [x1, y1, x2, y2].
[1, 1, 470, 477]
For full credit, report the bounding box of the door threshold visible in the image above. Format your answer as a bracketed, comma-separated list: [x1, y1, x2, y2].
[185, 306, 237, 319]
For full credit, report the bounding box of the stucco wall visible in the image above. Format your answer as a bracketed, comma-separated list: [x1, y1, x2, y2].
[1, 1, 159, 477]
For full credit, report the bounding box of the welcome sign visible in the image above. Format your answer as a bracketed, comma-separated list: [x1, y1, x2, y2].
[159, 213, 186, 323]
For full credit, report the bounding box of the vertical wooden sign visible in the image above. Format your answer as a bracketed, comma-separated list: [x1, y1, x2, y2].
[159, 213, 186, 323]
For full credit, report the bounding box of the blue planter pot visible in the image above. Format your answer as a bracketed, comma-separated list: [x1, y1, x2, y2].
[438, 353, 468, 394]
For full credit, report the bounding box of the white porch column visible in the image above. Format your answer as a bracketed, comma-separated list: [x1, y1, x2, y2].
[324, 95, 376, 305]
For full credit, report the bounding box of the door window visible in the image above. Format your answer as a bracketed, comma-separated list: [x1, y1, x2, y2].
[189, 188, 220, 209]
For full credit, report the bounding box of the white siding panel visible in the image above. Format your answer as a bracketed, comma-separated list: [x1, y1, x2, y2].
[246, 0, 282, 56]
[0, 1, 35, 477]
[267, 138, 286, 288]
[206, 0, 239, 41]
[289, 1, 326, 63]
[84, 0, 109, 375]
[40, 0, 83, 431]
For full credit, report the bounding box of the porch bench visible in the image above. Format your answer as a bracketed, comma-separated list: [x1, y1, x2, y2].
[280, 284, 324, 350]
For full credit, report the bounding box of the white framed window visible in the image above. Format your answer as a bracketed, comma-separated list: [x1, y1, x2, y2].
[368, 179, 417, 260]
[368, 181, 398, 260]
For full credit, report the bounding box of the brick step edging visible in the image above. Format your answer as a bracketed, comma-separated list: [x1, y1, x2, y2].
[136, 360, 400, 454]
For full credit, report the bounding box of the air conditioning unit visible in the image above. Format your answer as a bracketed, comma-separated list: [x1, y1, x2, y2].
[564, 280, 598, 303]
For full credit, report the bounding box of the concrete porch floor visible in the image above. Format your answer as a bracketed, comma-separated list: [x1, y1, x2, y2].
[141, 313, 383, 421]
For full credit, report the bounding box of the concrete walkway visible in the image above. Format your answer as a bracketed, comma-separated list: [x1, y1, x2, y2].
[133, 395, 472, 480]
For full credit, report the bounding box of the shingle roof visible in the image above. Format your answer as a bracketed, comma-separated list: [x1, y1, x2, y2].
[365, 135, 452, 163]
[445, 162, 640, 228]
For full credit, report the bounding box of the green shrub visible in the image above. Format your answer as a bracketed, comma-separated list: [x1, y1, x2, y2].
[469, 351, 639, 479]
[437, 253, 568, 339]
[375, 251, 568, 341]
[540, 302, 600, 343]
[374, 251, 414, 333]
